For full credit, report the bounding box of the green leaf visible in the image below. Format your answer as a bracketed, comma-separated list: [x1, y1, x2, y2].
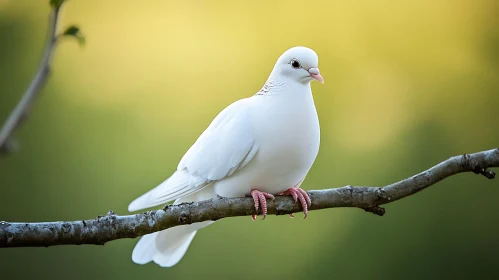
[63, 25, 86, 46]
[49, 0, 65, 8]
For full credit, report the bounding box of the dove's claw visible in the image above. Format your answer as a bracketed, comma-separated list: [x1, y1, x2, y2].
[249, 189, 275, 220]
[297, 188, 312, 207]
[287, 189, 298, 202]
[281, 187, 311, 219]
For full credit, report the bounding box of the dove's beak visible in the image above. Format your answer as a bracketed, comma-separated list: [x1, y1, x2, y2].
[308, 68, 324, 84]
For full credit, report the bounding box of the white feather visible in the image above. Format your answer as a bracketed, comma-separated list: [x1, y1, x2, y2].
[131, 232, 158, 265]
[178, 98, 257, 181]
[128, 98, 257, 212]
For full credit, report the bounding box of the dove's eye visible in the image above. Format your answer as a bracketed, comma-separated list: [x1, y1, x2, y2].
[290, 59, 301, 69]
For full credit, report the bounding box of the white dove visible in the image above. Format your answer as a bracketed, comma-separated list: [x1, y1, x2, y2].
[128, 46, 323, 267]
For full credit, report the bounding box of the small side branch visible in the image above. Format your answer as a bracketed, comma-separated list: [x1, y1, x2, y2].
[0, 5, 62, 153]
[0, 148, 497, 248]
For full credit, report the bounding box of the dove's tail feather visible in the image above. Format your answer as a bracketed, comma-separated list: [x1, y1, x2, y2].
[132, 220, 214, 267]
[130, 187, 216, 267]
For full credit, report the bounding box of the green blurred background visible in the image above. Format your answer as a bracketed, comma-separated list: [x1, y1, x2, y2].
[1, 0, 498, 279]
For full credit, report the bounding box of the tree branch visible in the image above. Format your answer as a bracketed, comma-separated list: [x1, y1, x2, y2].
[0, 3, 63, 154]
[1, 148, 497, 248]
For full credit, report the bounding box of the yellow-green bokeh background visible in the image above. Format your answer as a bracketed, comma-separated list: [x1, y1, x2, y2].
[1, 0, 498, 279]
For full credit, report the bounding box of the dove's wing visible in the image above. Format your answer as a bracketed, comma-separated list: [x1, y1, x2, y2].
[128, 98, 258, 211]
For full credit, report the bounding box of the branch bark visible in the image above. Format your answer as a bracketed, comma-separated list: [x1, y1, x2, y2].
[1, 148, 498, 248]
[0, 4, 62, 154]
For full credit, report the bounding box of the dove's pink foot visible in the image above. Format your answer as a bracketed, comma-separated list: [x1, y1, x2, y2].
[281, 188, 312, 219]
[248, 189, 275, 220]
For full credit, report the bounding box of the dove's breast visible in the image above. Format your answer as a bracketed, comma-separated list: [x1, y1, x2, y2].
[214, 88, 320, 197]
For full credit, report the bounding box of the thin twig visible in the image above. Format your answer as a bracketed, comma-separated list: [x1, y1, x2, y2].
[0, 148, 497, 248]
[0, 5, 62, 154]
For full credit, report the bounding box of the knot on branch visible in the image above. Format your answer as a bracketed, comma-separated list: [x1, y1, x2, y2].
[473, 167, 496, 179]
[178, 211, 192, 224]
[363, 206, 386, 216]
[463, 154, 496, 179]
[61, 222, 71, 233]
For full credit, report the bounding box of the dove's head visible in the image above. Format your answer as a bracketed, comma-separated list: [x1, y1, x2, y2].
[273, 46, 324, 84]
